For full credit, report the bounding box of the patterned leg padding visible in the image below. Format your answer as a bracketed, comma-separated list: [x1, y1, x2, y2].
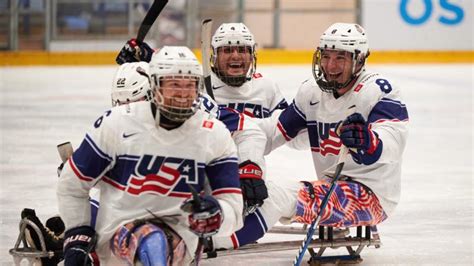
[293, 180, 387, 227]
[110, 221, 186, 265]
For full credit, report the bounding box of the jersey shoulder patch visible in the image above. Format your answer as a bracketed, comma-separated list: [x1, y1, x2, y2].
[202, 120, 214, 129]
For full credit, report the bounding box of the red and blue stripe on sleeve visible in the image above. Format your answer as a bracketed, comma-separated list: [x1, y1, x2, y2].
[206, 157, 241, 196]
[68, 134, 113, 182]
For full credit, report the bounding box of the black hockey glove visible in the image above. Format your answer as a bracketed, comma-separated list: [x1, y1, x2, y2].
[239, 160, 268, 215]
[63, 226, 99, 266]
[337, 113, 383, 165]
[337, 113, 381, 153]
[116, 38, 154, 65]
[181, 194, 222, 238]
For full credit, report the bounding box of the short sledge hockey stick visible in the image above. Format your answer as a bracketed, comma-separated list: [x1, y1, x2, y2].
[136, 0, 169, 42]
[293, 105, 356, 266]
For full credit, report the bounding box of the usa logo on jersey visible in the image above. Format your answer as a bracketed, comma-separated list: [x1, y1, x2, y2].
[126, 155, 201, 196]
[308, 121, 342, 156]
[220, 102, 269, 118]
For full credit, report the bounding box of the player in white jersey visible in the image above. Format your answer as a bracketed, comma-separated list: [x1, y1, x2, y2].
[210, 23, 288, 118]
[261, 23, 409, 227]
[203, 22, 304, 251]
[57, 46, 244, 265]
[10, 61, 159, 266]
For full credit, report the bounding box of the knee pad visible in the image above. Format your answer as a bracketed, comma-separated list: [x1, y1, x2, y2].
[136, 225, 169, 266]
[112, 222, 170, 266]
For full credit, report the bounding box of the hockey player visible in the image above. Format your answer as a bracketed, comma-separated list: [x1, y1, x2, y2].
[261, 23, 409, 227]
[209, 23, 288, 118]
[206, 23, 302, 250]
[111, 61, 154, 106]
[57, 46, 244, 265]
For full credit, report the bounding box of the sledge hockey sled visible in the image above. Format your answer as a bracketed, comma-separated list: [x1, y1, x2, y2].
[9, 217, 62, 266]
[205, 225, 381, 265]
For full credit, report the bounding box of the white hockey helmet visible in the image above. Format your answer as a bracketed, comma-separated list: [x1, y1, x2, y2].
[211, 23, 257, 87]
[149, 46, 203, 122]
[313, 23, 370, 93]
[111, 62, 152, 106]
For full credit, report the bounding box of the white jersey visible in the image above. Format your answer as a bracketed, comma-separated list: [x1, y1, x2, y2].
[211, 72, 309, 151]
[262, 71, 409, 216]
[57, 101, 244, 263]
[211, 72, 288, 118]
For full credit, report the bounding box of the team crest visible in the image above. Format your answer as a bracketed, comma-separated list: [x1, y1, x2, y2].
[126, 155, 199, 196]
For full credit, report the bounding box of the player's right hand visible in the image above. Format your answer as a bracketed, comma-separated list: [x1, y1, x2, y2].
[63, 226, 99, 266]
[116, 38, 154, 65]
[181, 195, 222, 238]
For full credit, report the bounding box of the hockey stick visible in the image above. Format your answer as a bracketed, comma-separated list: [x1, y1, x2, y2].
[57, 142, 73, 163]
[56, 142, 74, 177]
[293, 105, 356, 266]
[187, 184, 210, 266]
[201, 19, 214, 99]
[293, 148, 348, 265]
[136, 0, 169, 43]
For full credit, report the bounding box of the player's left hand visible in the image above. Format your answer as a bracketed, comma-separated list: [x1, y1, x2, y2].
[337, 113, 380, 154]
[239, 160, 268, 215]
[181, 195, 222, 238]
[116, 38, 154, 65]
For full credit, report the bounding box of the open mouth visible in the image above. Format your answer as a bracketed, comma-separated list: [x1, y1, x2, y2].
[171, 98, 191, 108]
[327, 73, 342, 81]
[228, 62, 245, 69]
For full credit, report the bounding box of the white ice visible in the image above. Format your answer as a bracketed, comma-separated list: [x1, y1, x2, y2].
[0, 64, 472, 265]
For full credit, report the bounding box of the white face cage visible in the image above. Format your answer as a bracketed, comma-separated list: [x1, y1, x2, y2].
[148, 46, 204, 122]
[150, 74, 203, 122]
[211, 23, 257, 87]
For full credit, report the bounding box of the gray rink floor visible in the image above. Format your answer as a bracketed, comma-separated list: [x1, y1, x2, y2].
[0, 64, 472, 265]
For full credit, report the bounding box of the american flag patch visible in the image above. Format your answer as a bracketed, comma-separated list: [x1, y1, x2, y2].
[354, 83, 364, 92]
[202, 120, 214, 129]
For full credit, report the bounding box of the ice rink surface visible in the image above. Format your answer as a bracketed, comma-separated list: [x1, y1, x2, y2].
[0, 64, 472, 265]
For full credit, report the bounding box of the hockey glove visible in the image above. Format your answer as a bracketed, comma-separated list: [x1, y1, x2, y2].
[337, 113, 383, 165]
[63, 226, 99, 266]
[239, 160, 268, 215]
[338, 113, 378, 152]
[181, 195, 222, 238]
[116, 38, 154, 64]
